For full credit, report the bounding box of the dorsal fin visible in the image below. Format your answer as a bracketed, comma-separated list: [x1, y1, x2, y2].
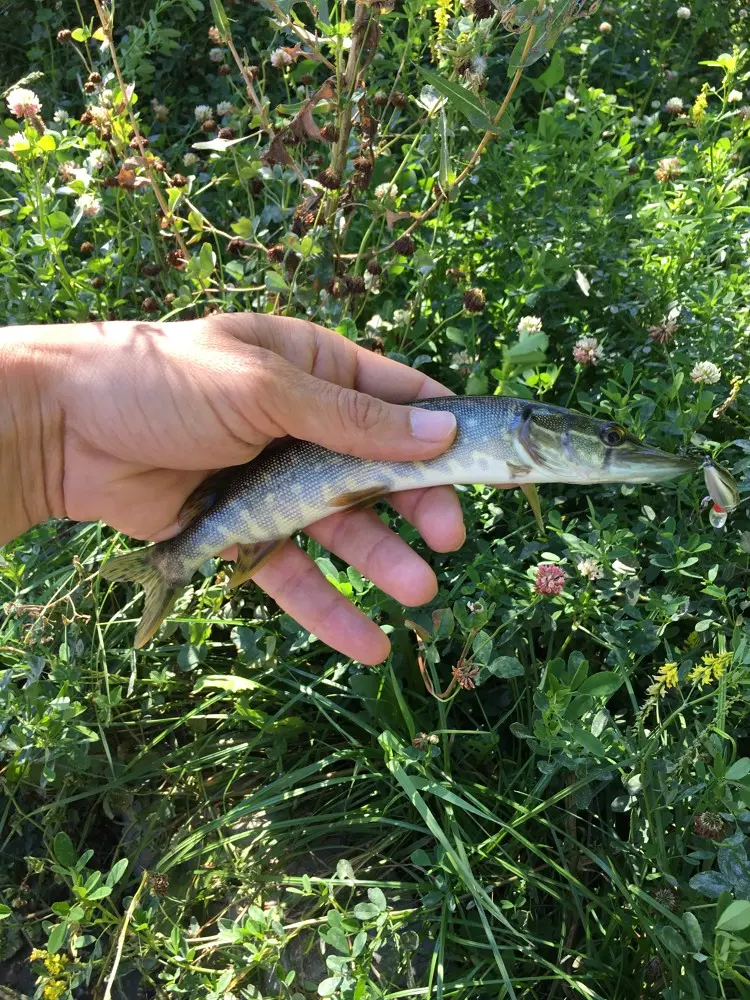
[177, 468, 238, 527]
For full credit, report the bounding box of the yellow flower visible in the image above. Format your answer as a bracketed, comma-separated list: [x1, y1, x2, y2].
[687, 662, 714, 687]
[434, 0, 451, 43]
[691, 82, 709, 124]
[648, 662, 679, 697]
[44, 953, 67, 976]
[30, 949, 47, 962]
[684, 631, 700, 650]
[702, 651, 732, 681]
[43, 981, 66, 1000]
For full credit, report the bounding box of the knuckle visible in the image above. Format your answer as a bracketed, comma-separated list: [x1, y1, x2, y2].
[339, 388, 384, 435]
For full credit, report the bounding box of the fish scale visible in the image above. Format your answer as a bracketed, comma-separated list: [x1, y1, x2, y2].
[99, 394, 701, 650]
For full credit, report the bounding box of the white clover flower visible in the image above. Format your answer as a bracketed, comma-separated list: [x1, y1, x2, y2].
[86, 148, 108, 171]
[375, 182, 398, 202]
[643, 112, 660, 126]
[690, 360, 721, 384]
[6, 87, 41, 118]
[183, 151, 199, 167]
[664, 96, 684, 114]
[629, 115, 641, 126]
[573, 336, 604, 366]
[53, 109, 70, 124]
[599, 20, 612, 32]
[76, 192, 102, 217]
[208, 47, 224, 63]
[577, 558, 603, 581]
[270, 47, 293, 69]
[216, 100, 234, 117]
[728, 89, 744, 104]
[739, 7, 748, 17]
[88, 105, 109, 128]
[676, 5, 691, 18]
[194, 104, 213, 122]
[393, 309, 411, 326]
[517, 315, 543, 335]
[363, 270, 380, 293]
[6, 132, 29, 153]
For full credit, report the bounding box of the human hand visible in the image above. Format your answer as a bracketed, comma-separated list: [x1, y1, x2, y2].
[2, 314, 472, 663]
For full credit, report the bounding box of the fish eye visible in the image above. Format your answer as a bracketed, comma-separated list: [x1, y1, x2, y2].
[600, 423, 626, 447]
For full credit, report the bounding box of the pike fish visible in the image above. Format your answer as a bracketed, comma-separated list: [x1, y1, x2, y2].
[100, 395, 699, 649]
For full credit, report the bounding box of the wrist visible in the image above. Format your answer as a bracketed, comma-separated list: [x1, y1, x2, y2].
[0, 327, 65, 546]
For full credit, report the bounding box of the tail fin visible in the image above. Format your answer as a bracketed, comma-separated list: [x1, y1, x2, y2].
[100, 547, 182, 649]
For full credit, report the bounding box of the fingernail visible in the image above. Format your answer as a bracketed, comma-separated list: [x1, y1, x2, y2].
[410, 408, 457, 442]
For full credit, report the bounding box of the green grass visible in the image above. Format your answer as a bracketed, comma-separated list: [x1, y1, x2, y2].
[1, 0, 750, 997]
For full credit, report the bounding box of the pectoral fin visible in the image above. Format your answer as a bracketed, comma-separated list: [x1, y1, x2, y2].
[521, 483, 545, 534]
[329, 486, 389, 511]
[228, 539, 286, 589]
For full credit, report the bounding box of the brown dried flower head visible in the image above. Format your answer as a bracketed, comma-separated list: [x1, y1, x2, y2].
[655, 156, 680, 182]
[200, 118, 217, 132]
[87, 71, 102, 85]
[366, 259, 382, 276]
[693, 812, 726, 840]
[393, 234, 415, 256]
[166, 248, 188, 270]
[267, 243, 286, 264]
[320, 123, 339, 142]
[345, 274, 366, 295]
[80, 241, 94, 254]
[57, 28, 72, 42]
[227, 238, 249, 257]
[140, 262, 161, 276]
[142, 296, 160, 313]
[218, 126, 235, 140]
[208, 25, 224, 43]
[327, 277, 346, 297]
[318, 167, 341, 190]
[463, 287, 487, 313]
[217, 64, 232, 76]
[647, 319, 678, 344]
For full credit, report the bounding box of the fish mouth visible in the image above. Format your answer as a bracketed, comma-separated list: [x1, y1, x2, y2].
[621, 446, 698, 482]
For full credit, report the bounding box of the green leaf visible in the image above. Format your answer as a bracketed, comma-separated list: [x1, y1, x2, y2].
[726, 758, 750, 781]
[472, 629, 494, 666]
[209, 0, 232, 39]
[198, 241, 215, 278]
[193, 674, 261, 693]
[658, 925, 686, 956]
[716, 900, 750, 933]
[367, 887, 387, 912]
[318, 976, 341, 997]
[71, 26, 92, 42]
[683, 912, 703, 952]
[265, 271, 289, 294]
[87, 885, 112, 900]
[570, 725, 606, 757]
[539, 51, 565, 88]
[419, 68, 498, 131]
[505, 331, 548, 366]
[577, 672, 624, 700]
[231, 217, 254, 238]
[106, 858, 129, 887]
[53, 831, 77, 869]
[485, 656, 524, 679]
[46, 211, 71, 232]
[0, 904, 11, 920]
[47, 922, 67, 954]
[353, 902, 380, 921]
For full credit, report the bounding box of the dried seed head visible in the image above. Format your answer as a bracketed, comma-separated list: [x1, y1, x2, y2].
[245, 65, 259, 82]
[393, 234, 415, 256]
[57, 28, 72, 42]
[79, 109, 93, 126]
[653, 886, 679, 912]
[140, 262, 161, 276]
[694, 812, 726, 840]
[327, 277, 346, 297]
[446, 267, 466, 282]
[218, 126, 235, 139]
[300, 73, 314, 85]
[227, 238, 249, 256]
[463, 287, 487, 313]
[142, 296, 160, 313]
[357, 112, 378, 140]
[148, 873, 170, 897]
[647, 319, 678, 344]
[87, 72, 102, 85]
[216, 64, 231, 77]
[130, 135, 148, 149]
[208, 25, 223, 43]
[373, 90, 389, 107]
[390, 92, 408, 109]
[80, 241, 94, 254]
[644, 956, 665, 983]
[84, 81, 98, 95]
[318, 167, 341, 190]
[361, 336, 385, 353]
[170, 173, 187, 188]
[353, 154, 372, 173]
[468, 0, 494, 17]
[366, 259, 382, 276]
[285, 251, 300, 276]
[320, 123, 339, 142]
[251, 177, 264, 196]
[91, 276, 105, 289]
[201, 118, 217, 132]
[345, 274, 366, 295]
[352, 171, 371, 190]
[166, 248, 188, 270]
[267, 243, 286, 263]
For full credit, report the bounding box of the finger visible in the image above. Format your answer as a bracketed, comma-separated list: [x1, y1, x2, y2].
[245, 346, 458, 462]
[388, 485, 467, 553]
[211, 312, 455, 403]
[252, 540, 391, 665]
[305, 508, 439, 607]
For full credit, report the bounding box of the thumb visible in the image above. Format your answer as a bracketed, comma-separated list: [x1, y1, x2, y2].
[254, 351, 457, 461]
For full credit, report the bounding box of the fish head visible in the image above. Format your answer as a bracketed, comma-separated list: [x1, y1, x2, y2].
[516, 405, 698, 484]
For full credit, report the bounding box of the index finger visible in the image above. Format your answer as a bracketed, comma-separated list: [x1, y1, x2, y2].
[211, 313, 455, 403]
